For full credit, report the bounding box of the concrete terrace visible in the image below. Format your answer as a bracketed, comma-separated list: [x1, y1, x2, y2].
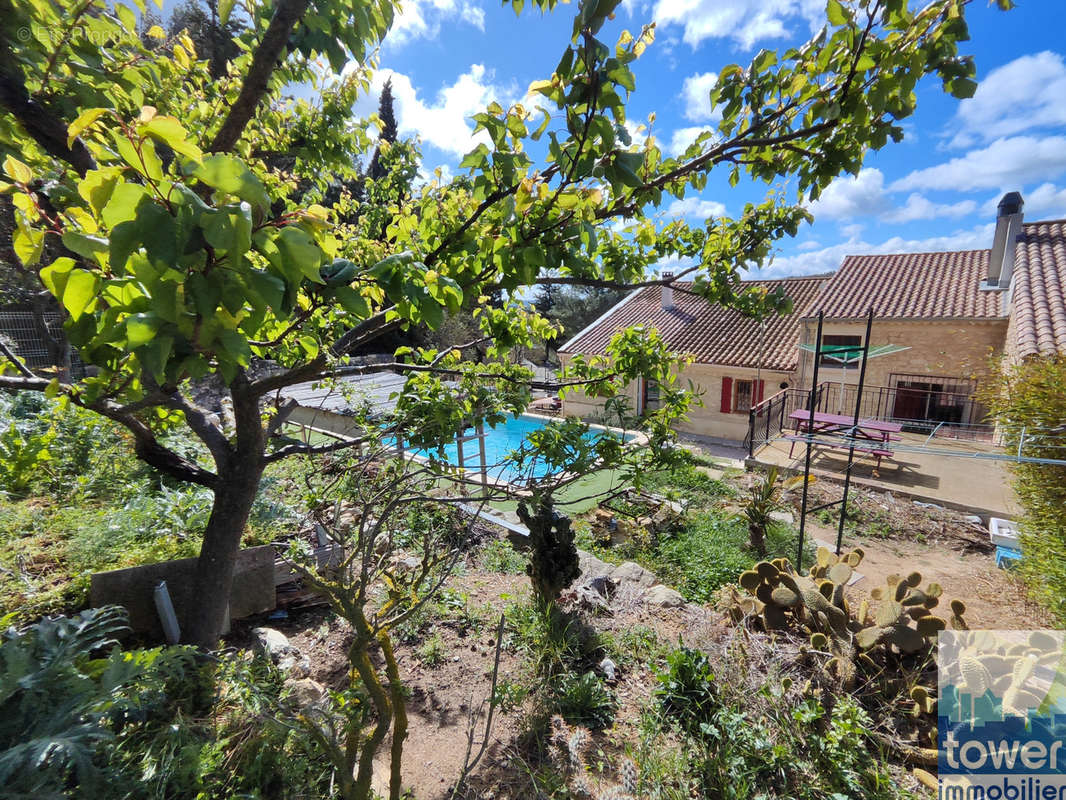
[751, 432, 1020, 520]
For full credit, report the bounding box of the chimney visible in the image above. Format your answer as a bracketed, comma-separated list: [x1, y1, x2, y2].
[986, 191, 1024, 289]
[661, 271, 674, 311]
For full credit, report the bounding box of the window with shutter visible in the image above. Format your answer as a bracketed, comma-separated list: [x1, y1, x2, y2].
[720, 376, 733, 413]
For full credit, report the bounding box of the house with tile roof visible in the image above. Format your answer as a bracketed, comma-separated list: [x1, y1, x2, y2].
[558, 275, 829, 441]
[559, 192, 1066, 443]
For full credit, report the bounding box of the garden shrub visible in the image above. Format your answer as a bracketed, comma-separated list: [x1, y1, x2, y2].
[979, 356, 1066, 623]
[551, 671, 617, 730]
[654, 645, 719, 734]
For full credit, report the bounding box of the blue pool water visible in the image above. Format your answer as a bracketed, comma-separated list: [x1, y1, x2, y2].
[399, 413, 632, 483]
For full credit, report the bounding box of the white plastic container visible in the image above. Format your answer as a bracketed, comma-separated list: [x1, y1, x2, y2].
[989, 517, 1021, 550]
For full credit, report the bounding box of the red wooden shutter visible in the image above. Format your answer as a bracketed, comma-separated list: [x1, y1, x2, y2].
[756, 380, 765, 404]
[720, 376, 733, 413]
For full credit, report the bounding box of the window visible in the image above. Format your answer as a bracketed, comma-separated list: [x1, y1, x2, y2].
[734, 379, 754, 413]
[820, 335, 862, 367]
[720, 377, 764, 414]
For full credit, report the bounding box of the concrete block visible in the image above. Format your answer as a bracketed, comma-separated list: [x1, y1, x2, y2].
[90, 545, 275, 640]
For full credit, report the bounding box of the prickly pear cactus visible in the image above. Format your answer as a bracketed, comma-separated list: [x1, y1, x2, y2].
[724, 547, 970, 693]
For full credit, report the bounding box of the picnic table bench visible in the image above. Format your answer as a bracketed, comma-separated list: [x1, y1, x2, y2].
[786, 410, 902, 474]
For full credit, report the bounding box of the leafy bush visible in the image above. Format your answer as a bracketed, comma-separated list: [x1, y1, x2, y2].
[0, 606, 199, 797]
[979, 356, 1066, 623]
[551, 671, 616, 730]
[632, 688, 904, 800]
[480, 538, 527, 574]
[654, 645, 719, 733]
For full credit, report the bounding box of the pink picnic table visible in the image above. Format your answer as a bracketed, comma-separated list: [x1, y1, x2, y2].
[786, 409, 902, 473]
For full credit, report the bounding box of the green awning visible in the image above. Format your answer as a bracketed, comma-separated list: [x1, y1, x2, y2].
[797, 343, 910, 365]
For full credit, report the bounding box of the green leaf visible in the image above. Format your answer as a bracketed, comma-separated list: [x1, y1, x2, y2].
[203, 204, 252, 257]
[67, 108, 108, 148]
[194, 155, 271, 214]
[13, 223, 44, 266]
[247, 270, 286, 314]
[826, 0, 848, 26]
[3, 155, 31, 184]
[139, 335, 173, 382]
[124, 313, 159, 347]
[109, 220, 142, 272]
[39, 257, 75, 298]
[61, 231, 109, 260]
[60, 269, 99, 321]
[218, 0, 234, 25]
[142, 116, 203, 161]
[77, 168, 121, 214]
[333, 286, 369, 318]
[276, 226, 324, 283]
[102, 183, 149, 227]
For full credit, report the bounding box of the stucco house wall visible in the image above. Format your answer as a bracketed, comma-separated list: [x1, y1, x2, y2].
[558, 356, 792, 442]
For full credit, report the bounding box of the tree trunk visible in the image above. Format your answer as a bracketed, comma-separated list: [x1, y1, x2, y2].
[749, 522, 766, 557]
[184, 378, 265, 649]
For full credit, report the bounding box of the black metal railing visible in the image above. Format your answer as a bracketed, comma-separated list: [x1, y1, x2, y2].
[745, 384, 829, 457]
[815, 382, 990, 433]
[746, 382, 995, 455]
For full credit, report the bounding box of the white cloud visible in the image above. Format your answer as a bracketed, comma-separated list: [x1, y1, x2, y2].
[758, 223, 996, 278]
[367, 66, 518, 157]
[892, 136, 1066, 192]
[981, 183, 1066, 221]
[387, 0, 485, 45]
[665, 196, 726, 220]
[882, 194, 976, 224]
[949, 51, 1066, 148]
[667, 126, 709, 156]
[680, 72, 721, 123]
[652, 0, 823, 49]
[808, 168, 989, 225]
[807, 169, 889, 220]
[1019, 183, 1066, 220]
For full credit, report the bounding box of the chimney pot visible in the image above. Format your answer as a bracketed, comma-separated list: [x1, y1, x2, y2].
[661, 271, 674, 311]
[987, 192, 1024, 289]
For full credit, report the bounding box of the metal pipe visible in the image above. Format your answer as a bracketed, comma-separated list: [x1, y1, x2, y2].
[154, 581, 181, 645]
[797, 311, 824, 571]
[836, 308, 875, 555]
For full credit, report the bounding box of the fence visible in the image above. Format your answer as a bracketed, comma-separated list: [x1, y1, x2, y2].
[0, 310, 85, 378]
[745, 385, 827, 456]
[746, 381, 995, 456]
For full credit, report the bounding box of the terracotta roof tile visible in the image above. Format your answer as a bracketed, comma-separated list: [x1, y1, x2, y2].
[803, 250, 1003, 320]
[559, 276, 827, 372]
[1011, 220, 1066, 358]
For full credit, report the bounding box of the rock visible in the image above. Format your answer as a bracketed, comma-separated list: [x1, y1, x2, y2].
[577, 549, 612, 581]
[696, 465, 725, 480]
[769, 510, 794, 525]
[609, 561, 656, 589]
[643, 585, 685, 607]
[252, 627, 310, 676]
[599, 657, 617, 683]
[283, 677, 328, 711]
[583, 575, 614, 598]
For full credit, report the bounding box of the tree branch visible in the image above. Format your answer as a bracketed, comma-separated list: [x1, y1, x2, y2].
[207, 0, 312, 153]
[0, 19, 96, 177]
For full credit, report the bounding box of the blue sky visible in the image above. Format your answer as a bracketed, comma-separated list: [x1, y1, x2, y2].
[332, 0, 1066, 279]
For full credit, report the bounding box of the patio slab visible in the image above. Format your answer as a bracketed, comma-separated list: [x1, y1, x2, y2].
[752, 433, 1020, 520]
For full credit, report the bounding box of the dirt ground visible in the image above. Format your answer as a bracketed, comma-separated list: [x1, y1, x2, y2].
[243, 476, 1048, 798]
[262, 557, 716, 800]
[789, 480, 1051, 630]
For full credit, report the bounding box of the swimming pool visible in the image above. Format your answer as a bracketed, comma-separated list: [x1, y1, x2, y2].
[400, 413, 634, 483]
